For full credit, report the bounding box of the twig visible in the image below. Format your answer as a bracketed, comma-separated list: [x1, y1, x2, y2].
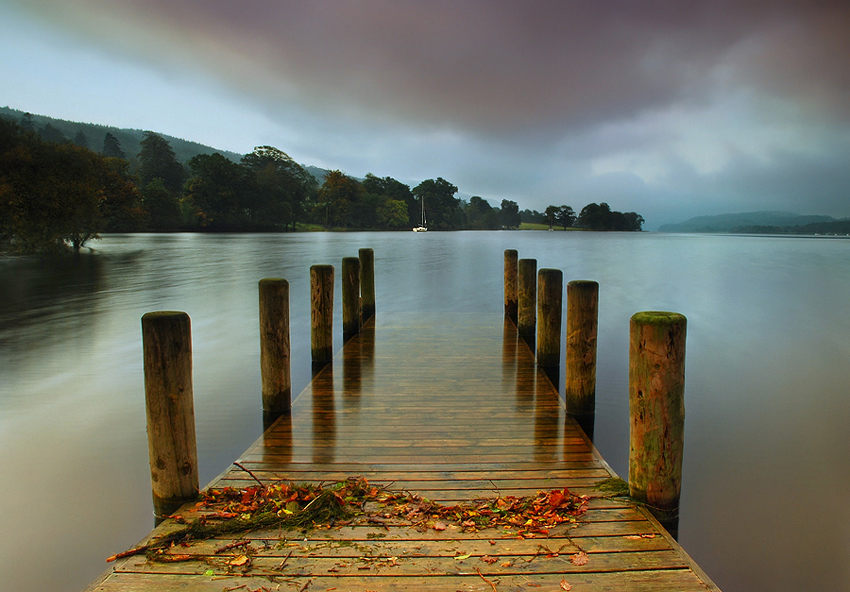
[275, 550, 294, 571]
[232, 461, 265, 487]
[476, 568, 498, 592]
[222, 585, 247, 592]
[488, 479, 502, 498]
[298, 578, 313, 592]
[214, 540, 250, 554]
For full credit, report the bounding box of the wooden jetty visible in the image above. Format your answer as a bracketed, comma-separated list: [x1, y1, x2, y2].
[88, 312, 719, 591]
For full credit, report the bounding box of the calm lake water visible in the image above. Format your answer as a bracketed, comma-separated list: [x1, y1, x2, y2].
[1, 231, 849, 592]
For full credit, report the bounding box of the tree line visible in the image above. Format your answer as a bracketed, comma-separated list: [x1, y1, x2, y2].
[1, 114, 642, 254]
[522, 203, 644, 231]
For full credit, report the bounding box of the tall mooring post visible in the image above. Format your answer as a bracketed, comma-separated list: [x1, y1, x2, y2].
[141, 311, 199, 520]
[517, 258, 537, 340]
[536, 268, 563, 370]
[342, 256, 361, 340]
[359, 248, 376, 323]
[504, 249, 518, 323]
[259, 278, 291, 416]
[629, 311, 687, 535]
[310, 264, 334, 367]
[565, 280, 599, 438]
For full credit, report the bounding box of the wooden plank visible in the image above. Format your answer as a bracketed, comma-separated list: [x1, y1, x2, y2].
[87, 313, 719, 592]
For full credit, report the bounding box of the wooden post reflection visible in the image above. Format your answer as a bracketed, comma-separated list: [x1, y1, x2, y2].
[504, 249, 518, 323]
[517, 258, 537, 347]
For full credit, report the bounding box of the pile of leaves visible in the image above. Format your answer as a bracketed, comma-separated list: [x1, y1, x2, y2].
[108, 476, 589, 562]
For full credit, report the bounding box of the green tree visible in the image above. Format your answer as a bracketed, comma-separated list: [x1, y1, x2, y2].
[142, 178, 181, 230]
[362, 173, 415, 227]
[184, 152, 247, 230]
[544, 205, 559, 229]
[556, 205, 575, 230]
[102, 133, 125, 159]
[412, 177, 460, 230]
[0, 118, 138, 252]
[73, 130, 90, 150]
[138, 131, 185, 193]
[40, 123, 67, 144]
[319, 170, 362, 228]
[465, 196, 499, 230]
[500, 199, 521, 229]
[376, 199, 410, 229]
[241, 146, 316, 231]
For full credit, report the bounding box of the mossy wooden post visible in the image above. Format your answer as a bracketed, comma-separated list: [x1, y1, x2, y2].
[629, 311, 687, 528]
[517, 258, 537, 339]
[536, 268, 562, 369]
[565, 280, 599, 417]
[310, 264, 334, 366]
[259, 278, 291, 416]
[359, 248, 375, 322]
[342, 256, 361, 340]
[141, 311, 198, 519]
[504, 249, 518, 323]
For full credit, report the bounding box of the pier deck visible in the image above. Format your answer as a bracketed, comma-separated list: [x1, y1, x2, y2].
[89, 313, 719, 591]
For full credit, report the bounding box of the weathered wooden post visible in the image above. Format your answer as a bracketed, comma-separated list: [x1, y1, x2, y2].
[141, 311, 198, 519]
[517, 258, 537, 339]
[359, 248, 375, 323]
[342, 256, 361, 339]
[310, 264, 334, 366]
[259, 278, 291, 416]
[565, 280, 599, 419]
[504, 249, 518, 323]
[629, 311, 687, 531]
[536, 268, 562, 369]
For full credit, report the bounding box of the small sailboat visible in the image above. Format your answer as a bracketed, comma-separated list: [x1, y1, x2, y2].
[412, 195, 427, 232]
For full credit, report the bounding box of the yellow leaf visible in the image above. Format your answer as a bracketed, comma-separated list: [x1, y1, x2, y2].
[559, 579, 572, 591]
[229, 554, 250, 567]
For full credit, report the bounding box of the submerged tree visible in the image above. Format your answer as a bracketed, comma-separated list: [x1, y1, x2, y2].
[0, 119, 140, 252]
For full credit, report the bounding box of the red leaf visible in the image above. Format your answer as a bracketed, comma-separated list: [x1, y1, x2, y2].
[570, 551, 589, 566]
[560, 579, 572, 590]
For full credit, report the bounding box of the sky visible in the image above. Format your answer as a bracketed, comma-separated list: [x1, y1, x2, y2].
[1, 0, 849, 228]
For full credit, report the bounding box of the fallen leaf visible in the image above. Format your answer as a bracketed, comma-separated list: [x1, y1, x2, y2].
[480, 555, 499, 564]
[229, 554, 250, 567]
[624, 535, 642, 540]
[570, 551, 589, 566]
[500, 561, 513, 568]
[433, 521, 447, 531]
[559, 579, 572, 591]
[454, 553, 472, 561]
[641, 533, 656, 539]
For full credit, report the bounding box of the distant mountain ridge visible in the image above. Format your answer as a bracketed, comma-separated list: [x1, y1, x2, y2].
[0, 106, 332, 183]
[0, 106, 247, 165]
[658, 211, 836, 233]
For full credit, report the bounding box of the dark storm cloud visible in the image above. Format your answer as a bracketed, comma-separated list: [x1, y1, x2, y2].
[11, 0, 850, 224]
[24, 0, 850, 135]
